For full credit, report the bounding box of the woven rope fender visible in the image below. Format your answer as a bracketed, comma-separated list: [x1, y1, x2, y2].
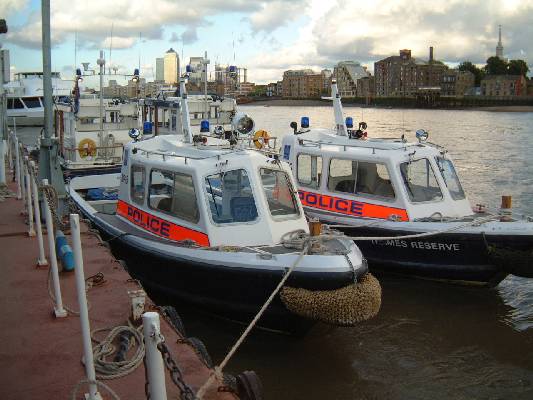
[280, 273, 382, 326]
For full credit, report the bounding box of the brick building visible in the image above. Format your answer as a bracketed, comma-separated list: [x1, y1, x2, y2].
[481, 75, 528, 96]
[282, 69, 323, 98]
[441, 70, 475, 97]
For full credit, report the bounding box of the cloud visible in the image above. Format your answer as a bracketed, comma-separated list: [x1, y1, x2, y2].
[248, 0, 310, 33]
[6, 0, 277, 50]
[0, 0, 28, 18]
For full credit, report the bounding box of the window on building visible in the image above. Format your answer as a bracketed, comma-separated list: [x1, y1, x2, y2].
[297, 154, 322, 188]
[131, 165, 146, 205]
[328, 158, 395, 199]
[205, 169, 258, 224]
[400, 158, 443, 202]
[260, 168, 299, 218]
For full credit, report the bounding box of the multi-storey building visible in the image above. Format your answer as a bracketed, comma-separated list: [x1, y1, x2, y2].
[155, 58, 164, 82]
[321, 69, 332, 95]
[163, 48, 180, 85]
[282, 69, 323, 98]
[441, 70, 475, 97]
[481, 75, 527, 96]
[333, 61, 370, 97]
[374, 49, 419, 97]
[356, 76, 375, 98]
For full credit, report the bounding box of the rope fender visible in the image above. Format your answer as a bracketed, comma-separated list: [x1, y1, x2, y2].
[280, 273, 382, 326]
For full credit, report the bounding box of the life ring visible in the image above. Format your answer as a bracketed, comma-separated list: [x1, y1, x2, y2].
[77, 138, 97, 158]
[253, 130, 270, 149]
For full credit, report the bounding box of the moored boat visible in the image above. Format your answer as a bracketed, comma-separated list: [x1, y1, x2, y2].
[280, 81, 533, 286]
[67, 79, 382, 333]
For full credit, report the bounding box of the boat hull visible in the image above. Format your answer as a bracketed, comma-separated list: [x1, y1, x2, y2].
[338, 225, 533, 286]
[88, 213, 357, 334]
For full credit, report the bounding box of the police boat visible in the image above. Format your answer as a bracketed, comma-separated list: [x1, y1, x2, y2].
[280, 80, 533, 287]
[67, 82, 381, 334]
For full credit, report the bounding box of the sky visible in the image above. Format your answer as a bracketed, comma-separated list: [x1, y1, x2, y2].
[1, 0, 532, 85]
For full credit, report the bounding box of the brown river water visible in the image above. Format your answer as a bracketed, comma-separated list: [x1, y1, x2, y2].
[15, 105, 533, 399]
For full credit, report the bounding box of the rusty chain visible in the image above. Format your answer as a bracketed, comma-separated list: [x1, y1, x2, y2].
[156, 337, 196, 400]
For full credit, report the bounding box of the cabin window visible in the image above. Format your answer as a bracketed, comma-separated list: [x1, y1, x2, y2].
[8, 98, 25, 109]
[435, 157, 465, 200]
[205, 169, 258, 224]
[297, 154, 322, 189]
[130, 165, 146, 205]
[22, 97, 41, 108]
[149, 170, 199, 223]
[400, 159, 443, 202]
[328, 158, 395, 199]
[260, 169, 300, 218]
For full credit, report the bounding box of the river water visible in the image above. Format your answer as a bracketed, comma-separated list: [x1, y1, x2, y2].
[186, 105, 533, 400]
[15, 106, 533, 399]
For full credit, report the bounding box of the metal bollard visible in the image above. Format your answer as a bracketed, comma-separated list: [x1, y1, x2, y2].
[25, 157, 35, 236]
[142, 312, 168, 400]
[31, 162, 48, 267]
[19, 143, 26, 212]
[0, 139, 5, 186]
[14, 136, 21, 200]
[70, 214, 103, 400]
[42, 179, 67, 318]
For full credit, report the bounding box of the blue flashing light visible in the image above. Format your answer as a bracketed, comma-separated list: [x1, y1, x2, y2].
[134, 68, 140, 76]
[346, 117, 354, 128]
[301, 116, 310, 128]
[229, 65, 237, 73]
[143, 121, 153, 134]
[200, 120, 210, 133]
[76, 68, 82, 76]
[186, 65, 192, 73]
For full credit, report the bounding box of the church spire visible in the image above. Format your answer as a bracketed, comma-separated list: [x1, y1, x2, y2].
[496, 24, 504, 60]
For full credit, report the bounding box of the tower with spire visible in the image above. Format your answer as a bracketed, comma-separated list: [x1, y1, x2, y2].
[496, 25, 504, 60]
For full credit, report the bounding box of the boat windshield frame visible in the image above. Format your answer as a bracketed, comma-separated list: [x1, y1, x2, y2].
[259, 167, 301, 221]
[400, 157, 444, 204]
[435, 156, 466, 201]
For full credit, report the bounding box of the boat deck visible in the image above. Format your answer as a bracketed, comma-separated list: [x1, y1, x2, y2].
[0, 181, 238, 400]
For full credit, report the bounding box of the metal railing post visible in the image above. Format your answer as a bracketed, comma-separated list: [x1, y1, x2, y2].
[7, 132, 13, 170]
[42, 178, 67, 318]
[19, 142, 26, 211]
[0, 139, 5, 186]
[14, 136, 21, 199]
[31, 161, 47, 267]
[142, 312, 168, 400]
[25, 156, 35, 236]
[70, 214, 102, 400]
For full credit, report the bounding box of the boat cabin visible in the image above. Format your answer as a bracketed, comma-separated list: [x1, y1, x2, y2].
[119, 135, 308, 247]
[281, 129, 473, 221]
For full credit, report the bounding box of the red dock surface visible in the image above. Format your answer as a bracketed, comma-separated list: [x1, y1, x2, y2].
[0, 181, 237, 400]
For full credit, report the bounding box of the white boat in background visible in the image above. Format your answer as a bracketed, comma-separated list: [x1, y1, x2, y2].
[56, 96, 139, 178]
[4, 72, 72, 126]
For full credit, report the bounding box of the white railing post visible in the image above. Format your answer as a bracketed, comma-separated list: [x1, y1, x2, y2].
[0, 139, 6, 186]
[70, 214, 102, 400]
[31, 162, 48, 267]
[7, 132, 14, 170]
[42, 178, 67, 318]
[25, 157, 35, 236]
[142, 312, 168, 400]
[19, 143, 26, 212]
[14, 136, 21, 200]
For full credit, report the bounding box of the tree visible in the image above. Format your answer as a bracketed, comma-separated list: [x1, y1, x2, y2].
[458, 61, 485, 85]
[507, 59, 529, 77]
[485, 56, 508, 75]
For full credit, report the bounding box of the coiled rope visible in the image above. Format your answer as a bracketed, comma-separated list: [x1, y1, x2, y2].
[195, 241, 310, 399]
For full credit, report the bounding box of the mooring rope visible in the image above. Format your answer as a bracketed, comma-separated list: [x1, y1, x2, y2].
[195, 241, 310, 399]
[321, 214, 499, 242]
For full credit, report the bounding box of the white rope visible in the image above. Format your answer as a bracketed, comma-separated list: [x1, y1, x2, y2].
[89, 324, 145, 380]
[322, 214, 499, 242]
[195, 242, 310, 399]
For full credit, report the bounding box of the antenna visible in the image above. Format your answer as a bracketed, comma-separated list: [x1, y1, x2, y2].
[108, 22, 114, 75]
[74, 31, 77, 71]
[138, 32, 141, 72]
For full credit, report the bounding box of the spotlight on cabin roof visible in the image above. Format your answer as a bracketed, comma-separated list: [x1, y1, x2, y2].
[416, 129, 429, 143]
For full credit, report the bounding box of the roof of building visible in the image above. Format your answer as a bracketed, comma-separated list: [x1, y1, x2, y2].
[335, 61, 369, 81]
[166, 48, 177, 54]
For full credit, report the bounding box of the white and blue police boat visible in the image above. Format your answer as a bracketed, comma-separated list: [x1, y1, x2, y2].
[280, 81, 533, 287]
[67, 81, 381, 334]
